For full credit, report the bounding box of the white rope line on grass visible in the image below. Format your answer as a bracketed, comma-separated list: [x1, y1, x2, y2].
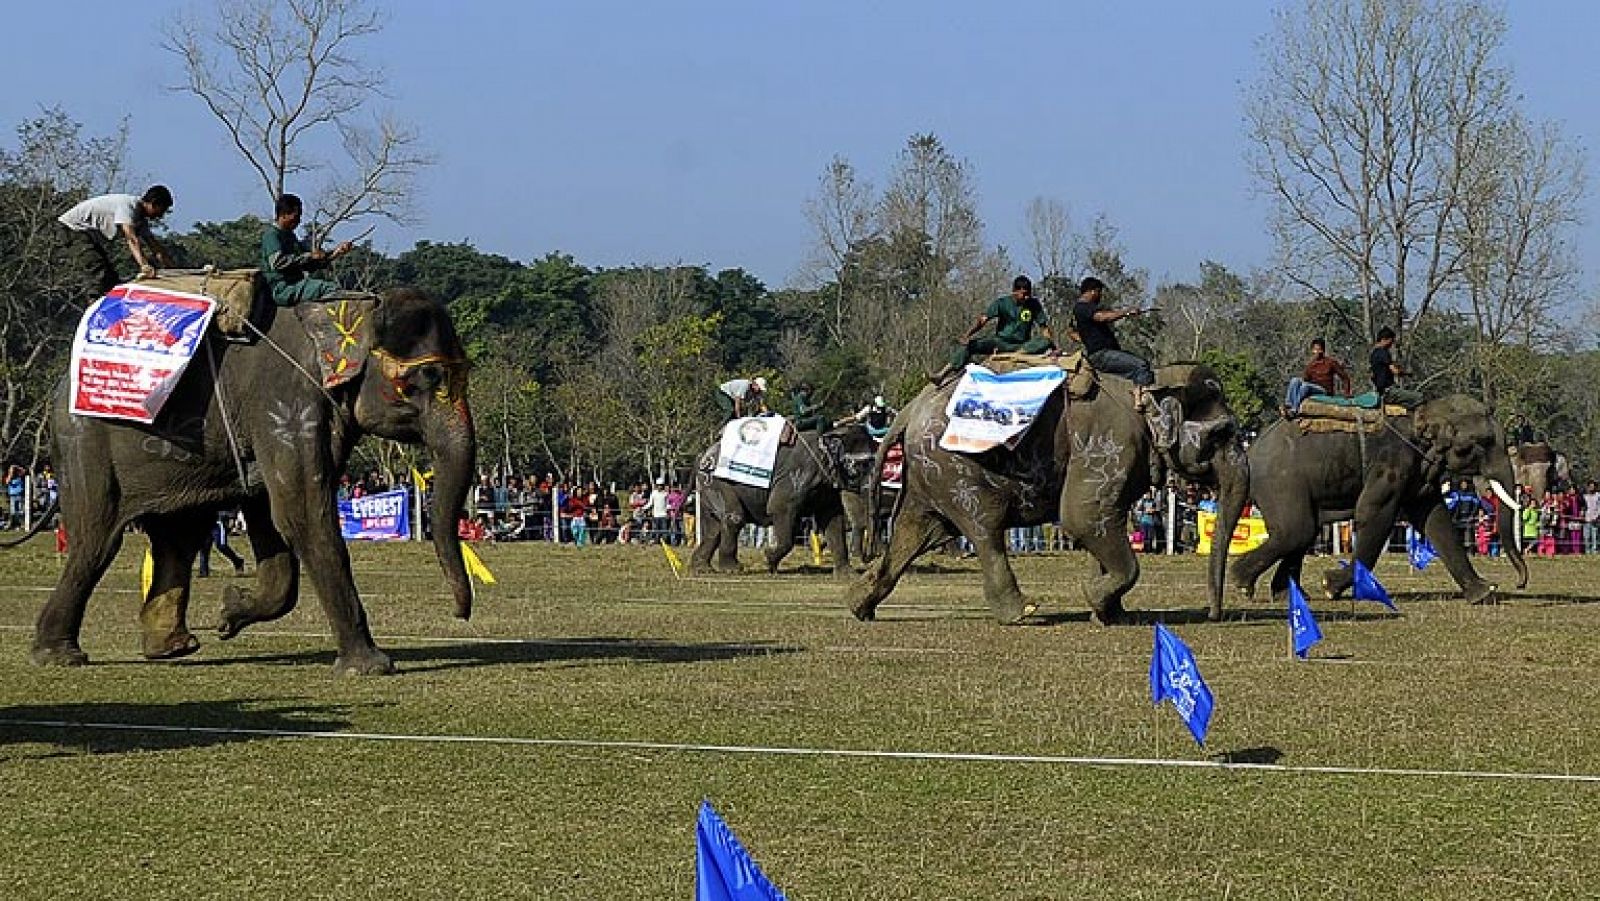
[6, 717, 1600, 785]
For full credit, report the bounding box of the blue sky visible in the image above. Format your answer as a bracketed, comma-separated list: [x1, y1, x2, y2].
[9, 1, 1597, 295]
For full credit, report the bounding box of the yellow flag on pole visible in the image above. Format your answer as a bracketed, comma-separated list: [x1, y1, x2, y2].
[460, 542, 496, 584]
[412, 467, 432, 489]
[660, 539, 685, 579]
[140, 547, 154, 599]
[809, 530, 824, 566]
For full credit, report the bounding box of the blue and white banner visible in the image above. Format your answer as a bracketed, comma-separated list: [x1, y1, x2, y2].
[69, 283, 218, 423]
[939, 364, 1064, 453]
[340, 489, 411, 541]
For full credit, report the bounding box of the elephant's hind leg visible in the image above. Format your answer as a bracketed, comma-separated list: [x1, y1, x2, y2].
[33, 478, 124, 667]
[968, 524, 1034, 625]
[139, 512, 209, 660]
[218, 498, 301, 640]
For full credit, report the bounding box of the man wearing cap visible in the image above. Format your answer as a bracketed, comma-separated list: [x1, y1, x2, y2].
[57, 185, 176, 294]
[647, 477, 671, 541]
[717, 375, 767, 422]
[837, 395, 897, 440]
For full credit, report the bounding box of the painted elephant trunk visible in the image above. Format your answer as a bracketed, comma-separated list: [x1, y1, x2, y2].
[1487, 452, 1530, 590]
[425, 414, 478, 619]
[1207, 440, 1250, 621]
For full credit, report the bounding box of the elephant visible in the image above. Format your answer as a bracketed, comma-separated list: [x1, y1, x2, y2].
[1229, 394, 1529, 606]
[690, 421, 879, 576]
[846, 363, 1249, 624]
[31, 288, 476, 675]
[1510, 441, 1570, 502]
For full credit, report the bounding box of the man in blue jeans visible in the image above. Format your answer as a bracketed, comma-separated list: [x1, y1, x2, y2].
[5, 465, 25, 529]
[1072, 277, 1176, 473]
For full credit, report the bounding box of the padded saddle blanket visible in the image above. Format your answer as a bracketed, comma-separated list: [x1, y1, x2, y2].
[1296, 395, 1409, 434]
[980, 350, 1094, 399]
[939, 363, 1065, 454]
[713, 415, 791, 488]
[138, 268, 261, 335]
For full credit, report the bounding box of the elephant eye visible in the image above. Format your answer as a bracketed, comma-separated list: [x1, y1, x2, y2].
[412, 364, 444, 394]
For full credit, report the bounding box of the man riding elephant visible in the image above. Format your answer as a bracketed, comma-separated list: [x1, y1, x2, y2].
[932, 275, 1056, 382]
[847, 362, 1248, 624]
[691, 422, 878, 576]
[1229, 393, 1529, 606]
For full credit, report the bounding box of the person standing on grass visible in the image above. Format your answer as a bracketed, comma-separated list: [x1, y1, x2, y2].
[1583, 480, 1600, 554]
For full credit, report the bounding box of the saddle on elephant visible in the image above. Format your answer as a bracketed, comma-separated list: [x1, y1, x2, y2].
[978, 349, 1095, 399]
[1294, 392, 1410, 434]
[136, 268, 263, 338]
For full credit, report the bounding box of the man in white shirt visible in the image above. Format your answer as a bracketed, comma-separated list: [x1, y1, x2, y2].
[1583, 480, 1600, 555]
[716, 376, 767, 422]
[648, 479, 671, 540]
[57, 185, 175, 293]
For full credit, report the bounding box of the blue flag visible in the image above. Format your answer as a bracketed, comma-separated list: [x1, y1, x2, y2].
[1406, 527, 1437, 571]
[1287, 579, 1323, 659]
[696, 801, 787, 901]
[1149, 624, 1215, 747]
[1351, 560, 1398, 611]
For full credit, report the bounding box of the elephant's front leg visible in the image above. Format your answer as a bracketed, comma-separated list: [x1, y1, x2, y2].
[261, 446, 393, 675]
[138, 512, 210, 660]
[218, 495, 302, 640]
[763, 510, 798, 573]
[821, 511, 852, 577]
[1410, 498, 1496, 604]
[1066, 509, 1140, 625]
[1323, 493, 1402, 599]
[845, 502, 948, 621]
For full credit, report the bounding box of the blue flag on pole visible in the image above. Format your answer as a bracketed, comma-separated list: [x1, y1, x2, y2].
[1351, 560, 1398, 610]
[1406, 527, 1437, 570]
[696, 801, 787, 901]
[1149, 624, 1215, 747]
[1287, 579, 1323, 659]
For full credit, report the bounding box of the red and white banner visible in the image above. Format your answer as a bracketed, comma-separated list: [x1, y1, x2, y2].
[70, 284, 218, 424]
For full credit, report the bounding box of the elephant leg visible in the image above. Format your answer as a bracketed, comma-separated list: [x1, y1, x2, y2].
[715, 512, 744, 572]
[822, 512, 852, 577]
[137, 512, 209, 660]
[764, 513, 798, 573]
[1324, 495, 1401, 599]
[1411, 499, 1497, 604]
[967, 523, 1033, 625]
[689, 516, 717, 573]
[845, 503, 947, 621]
[1241, 513, 1318, 604]
[218, 496, 302, 640]
[1071, 523, 1139, 625]
[32, 489, 123, 667]
[260, 452, 392, 676]
[1269, 551, 1308, 606]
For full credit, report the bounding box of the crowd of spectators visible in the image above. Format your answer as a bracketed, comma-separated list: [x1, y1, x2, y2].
[457, 472, 692, 546]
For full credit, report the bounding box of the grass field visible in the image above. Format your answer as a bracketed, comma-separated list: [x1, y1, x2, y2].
[3, 538, 1599, 899]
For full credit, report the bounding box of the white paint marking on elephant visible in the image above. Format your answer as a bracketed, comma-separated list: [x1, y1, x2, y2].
[10, 717, 1600, 785]
[1181, 421, 1206, 449]
[267, 399, 319, 447]
[1072, 432, 1127, 535]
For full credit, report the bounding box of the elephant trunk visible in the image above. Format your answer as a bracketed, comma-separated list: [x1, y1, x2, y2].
[1486, 450, 1529, 590]
[1206, 439, 1250, 621]
[425, 409, 478, 619]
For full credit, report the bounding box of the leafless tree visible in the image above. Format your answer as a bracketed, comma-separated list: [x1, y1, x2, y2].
[1024, 195, 1073, 302]
[801, 156, 877, 347]
[1246, 0, 1510, 346]
[164, 0, 430, 236]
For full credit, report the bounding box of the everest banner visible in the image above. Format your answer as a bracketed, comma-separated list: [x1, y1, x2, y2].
[69, 284, 218, 424]
[340, 489, 411, 541]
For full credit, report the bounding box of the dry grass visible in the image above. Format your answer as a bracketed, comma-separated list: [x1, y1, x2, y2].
[2, 539, 1599, 899]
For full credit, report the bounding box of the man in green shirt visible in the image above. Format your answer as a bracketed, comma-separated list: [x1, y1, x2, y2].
[934, 275, 1056, 379]
[261, 193, 353, 306]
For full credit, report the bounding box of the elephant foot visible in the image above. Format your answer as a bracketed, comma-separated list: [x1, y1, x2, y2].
[332, 648, 396, 676]
[1465, 583, 1500, 606]
[1321, 569, 1352, 600]
[845, 583, 880, 622]
[31, 642, 90, 667]
[991, 594, 1037, 626]
[217, 585, 262, 641]
[142, 630, 201, 661]
[1089, 598, 1127, 627]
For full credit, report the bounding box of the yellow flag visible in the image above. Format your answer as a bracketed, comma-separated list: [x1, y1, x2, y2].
[809, 530, 824, 566]
[140, 547, 154, 599]
[660, 539, 685, 579]
[460, 542, 496, 584]
[412, 467, 432, 489]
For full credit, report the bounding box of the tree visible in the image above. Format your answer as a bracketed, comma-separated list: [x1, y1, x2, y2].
[165, 0, 429, 233]
[1024, 196, 1073, 309]
[801, 156, 877, 348]
[167, 215, 271, 269]
[0, 109, 128, 462]
[1155, 261, 1247, 361]
[1246, 0, 1511, 346]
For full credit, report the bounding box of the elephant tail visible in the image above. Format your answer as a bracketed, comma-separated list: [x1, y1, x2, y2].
[0, 498, 58, 549]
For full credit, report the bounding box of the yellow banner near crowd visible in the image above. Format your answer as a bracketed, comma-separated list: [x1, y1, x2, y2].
[1196, 509, 1270, 556]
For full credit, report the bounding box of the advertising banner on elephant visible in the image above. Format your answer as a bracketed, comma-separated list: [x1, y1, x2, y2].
[1196, 509, 1269, 556]
[713, 415, 786, 488]
[880, 441, 903, 489]
[69, 283, 219, 424]
[939, 364, 1064, 453]
[339, 488, 411, 541]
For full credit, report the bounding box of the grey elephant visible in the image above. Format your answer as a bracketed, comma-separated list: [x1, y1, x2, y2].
[690, 422, 879, 575]
[1509, 441, 1569, 502]
[847, 363, 1248, 623]
[31, 288, 476, 675]
[1230, 394, 1528, 605]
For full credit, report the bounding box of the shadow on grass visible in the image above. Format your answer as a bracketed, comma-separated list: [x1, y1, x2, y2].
[0, 698, 352, 755]
[185, 636, 801, 675]
[1028, 605, 1399, 627]
[1213, 746, 1284, 765]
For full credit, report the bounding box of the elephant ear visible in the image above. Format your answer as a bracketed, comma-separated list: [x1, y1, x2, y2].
[1411, 403, 1455, 453]
[297, 297, 381, 389]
